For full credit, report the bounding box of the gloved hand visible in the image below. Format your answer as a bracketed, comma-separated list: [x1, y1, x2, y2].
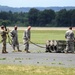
[6, 28, 10, 34]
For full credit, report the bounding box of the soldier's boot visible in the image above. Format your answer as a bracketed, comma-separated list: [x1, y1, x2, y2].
[18, 50, 22, 52]
[64, 50, 68, 54]
[13, 46, 15, 51]
[26, 50, 30, 53]
[2, 50, 8, 53]
[17, 46, 22, 52]
[2, 50, 5, 53]
[5, 50, 8, 53]
[2, 46, 5, 53]
[5, 47, 8, 53]
[2, 47, 7, 53]
[24, 49, 26, 51]
[4, 50, 8, 53]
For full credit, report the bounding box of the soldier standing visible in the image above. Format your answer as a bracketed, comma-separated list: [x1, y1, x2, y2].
[23, 26, 31, 53]
[10, 26, 21, 52]
[65, 27, 75, 53]
[0, 25, 8, 53]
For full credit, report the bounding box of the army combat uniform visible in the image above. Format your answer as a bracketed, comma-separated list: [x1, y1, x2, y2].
[10, 26, 21, 52]
[23, 26, 31, 53]
[46, 40, 57, 52]
[0, 26, 8, 53]
[65, 27, 75, 53]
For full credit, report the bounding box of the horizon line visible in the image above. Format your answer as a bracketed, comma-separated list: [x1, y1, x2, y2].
[0, 5, 75, 8]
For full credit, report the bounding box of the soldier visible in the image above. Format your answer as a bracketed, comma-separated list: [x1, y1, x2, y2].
[65, 27, 75, 53]
[50, 40, 57, 52]
[0, 25, 9, 53]
[10, 26, 21, 52]
[23, 26, 31, 53]
[45, 40, 57, 53]
[45, 40, 51, 52]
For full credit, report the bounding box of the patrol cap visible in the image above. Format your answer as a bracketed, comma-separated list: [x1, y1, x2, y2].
[28, 26, 31, 30]
[14, 25, 17, 28]
[14, 25, 18, 30]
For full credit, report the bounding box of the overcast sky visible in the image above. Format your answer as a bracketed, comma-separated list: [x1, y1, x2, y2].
[0, 0, 75, 7]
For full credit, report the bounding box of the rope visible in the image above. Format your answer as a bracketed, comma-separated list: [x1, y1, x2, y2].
[30, 40, 46, 48]
[7, 34, 12, 45]
[7, 34, 24, 48]
[7, 33, 46, 48]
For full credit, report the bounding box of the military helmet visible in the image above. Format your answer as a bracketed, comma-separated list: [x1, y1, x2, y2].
[28, 26, 31, 30]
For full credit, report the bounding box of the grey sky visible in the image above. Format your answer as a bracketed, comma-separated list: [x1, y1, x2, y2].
[0, 0, 75, 7]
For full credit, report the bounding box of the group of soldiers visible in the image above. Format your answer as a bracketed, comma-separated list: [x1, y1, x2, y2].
[0, 25, 75, 54]
[0, 25, 31, 54]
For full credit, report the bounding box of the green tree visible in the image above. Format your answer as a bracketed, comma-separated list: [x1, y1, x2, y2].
[56, 9, 71, 27]
[0, 11, 9, 20]
[37, 9, 55, 27]
[70, 10, 75, 26]
[28, 8, 39, 26]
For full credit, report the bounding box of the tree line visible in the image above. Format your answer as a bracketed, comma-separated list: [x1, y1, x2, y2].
[0, 8, 75, 27]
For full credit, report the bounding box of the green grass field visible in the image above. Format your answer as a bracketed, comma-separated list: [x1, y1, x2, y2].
[0, 29, 75, 74]
[0, 30, 72, 44]
[18, 30, 66, 44]
[0, 64, 75, 75]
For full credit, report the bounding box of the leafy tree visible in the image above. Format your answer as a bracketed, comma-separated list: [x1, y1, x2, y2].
[28, 8, 39, 26]
[56, 9, 68, 27]
[70, 10, 75, 26]
[37, 9, 55, 26]
[0, 11, 9, 20]
[0, 8, 75, 27]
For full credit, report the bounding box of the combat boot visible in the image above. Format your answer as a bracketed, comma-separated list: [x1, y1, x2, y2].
[18, 50, 22, 52]
[2, 50, 5, 54]
[64, 50, 68, 54]
[5, 49, 8, 53]
[2, 51, 5, 53]
[26, 50, 30, 53]
[5, 51, 8, 53]
[2, 51, 8, 54]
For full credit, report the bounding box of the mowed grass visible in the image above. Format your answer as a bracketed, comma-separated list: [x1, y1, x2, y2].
[0, 29, 75, 74]
[0, 30, 69, 44]
[18, 30, 66, 44]
[0, 64, 75, 75]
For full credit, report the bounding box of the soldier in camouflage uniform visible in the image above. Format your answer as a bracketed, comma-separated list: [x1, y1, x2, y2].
[23, 26, 31, 53]
[46, 40, 57, 53]
[65, 27, 75, 53]
[10, 26, 21, 52]
[0, 25, 8, 53]
[50, 40, 57, 52]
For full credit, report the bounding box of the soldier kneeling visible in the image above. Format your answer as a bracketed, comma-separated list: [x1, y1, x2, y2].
[45, 40, 51, 52]
[45, 40, 58, 53]
[50, 40, 57, 52]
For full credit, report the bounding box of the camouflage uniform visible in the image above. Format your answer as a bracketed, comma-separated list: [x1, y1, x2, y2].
[65, 27, 75, 53]
[10, 26, 21, 52]
[46, 40, 57, 53]
[0, 26, 8, 53]
[23, 26, 31, 53]
[50, 40, 57, 52]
